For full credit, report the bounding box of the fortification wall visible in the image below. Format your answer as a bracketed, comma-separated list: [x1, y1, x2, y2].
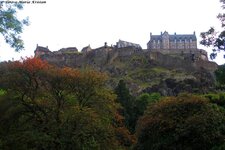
[116, 47, 140, 57]
[148, 51, 217, 72]
[149, 49, 208, 61]
[37, 46, 217, 72]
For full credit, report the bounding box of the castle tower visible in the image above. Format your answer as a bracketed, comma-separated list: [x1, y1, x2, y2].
[162, 31, 170, 49]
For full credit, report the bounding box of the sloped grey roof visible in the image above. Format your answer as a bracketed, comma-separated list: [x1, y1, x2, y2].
[150, 35, 162, 41]
[59, 47, 78, 52]
[169, 34, 197, 41]
[81, 45, 91, 52]
[117, 40, 142, 49]
[150, 33, 197, 42]
[35, 46, 50, 52]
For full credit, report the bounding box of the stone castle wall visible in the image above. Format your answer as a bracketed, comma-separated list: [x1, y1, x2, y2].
[150, 49, 208, 61]
[37, 46, 217, 72]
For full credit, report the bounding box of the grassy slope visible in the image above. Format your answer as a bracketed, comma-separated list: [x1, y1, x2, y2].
[104, 52, 197, 94]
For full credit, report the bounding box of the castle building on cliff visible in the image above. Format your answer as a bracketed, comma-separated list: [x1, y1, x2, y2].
[116, 39, 142, 50]
[34, 31, 209, 61]
[34, 45, 51, 57]
[147, 31, 197, 50]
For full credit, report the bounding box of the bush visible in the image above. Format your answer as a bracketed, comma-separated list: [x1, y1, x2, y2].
[204, 93, 225, 108]
[0, 89, 6, 96]
[135, 94, 225, 150]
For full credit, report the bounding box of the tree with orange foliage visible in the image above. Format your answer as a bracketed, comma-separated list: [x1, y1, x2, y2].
[0, 57, 134, 149]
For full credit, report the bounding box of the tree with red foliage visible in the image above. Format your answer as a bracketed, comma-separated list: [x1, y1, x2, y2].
[0, 57, 134, 149]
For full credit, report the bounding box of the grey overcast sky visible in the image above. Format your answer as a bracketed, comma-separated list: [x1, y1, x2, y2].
[0, 0, 224, 64]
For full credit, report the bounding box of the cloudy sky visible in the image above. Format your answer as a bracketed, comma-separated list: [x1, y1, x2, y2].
[0, 0, 224, 64]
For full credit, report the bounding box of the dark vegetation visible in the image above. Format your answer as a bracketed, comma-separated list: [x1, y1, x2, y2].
[0, 57, 225, 149]
[215, 64, 225, 89]
[135, 94, 225, 150]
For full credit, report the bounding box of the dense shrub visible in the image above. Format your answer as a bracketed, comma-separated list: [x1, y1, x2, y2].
[135, 94, 225, 150]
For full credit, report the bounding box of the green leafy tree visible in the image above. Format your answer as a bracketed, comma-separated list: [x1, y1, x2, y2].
[135, 94, 225, 150]
[0, 89, 5, 96]
[135, 93, 161, 117]
[121, 92, 162, 135]
[0, 2, 29, 51]
[200, 0, 225, 59]
[204, 92, 225, 107]
[215, 64, 225, 88]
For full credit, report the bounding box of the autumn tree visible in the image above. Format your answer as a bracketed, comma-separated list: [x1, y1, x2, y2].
[0, 57, 51, 149]
[135, 94, 225, 150]
[0, 2, 29, 51]
[0, 58, 131, 149]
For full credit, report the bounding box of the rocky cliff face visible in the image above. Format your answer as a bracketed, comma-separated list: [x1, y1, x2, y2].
[38, 47, 218, 95]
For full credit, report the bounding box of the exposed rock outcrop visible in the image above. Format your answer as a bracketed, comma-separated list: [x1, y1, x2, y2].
[35, 46, 218, 95]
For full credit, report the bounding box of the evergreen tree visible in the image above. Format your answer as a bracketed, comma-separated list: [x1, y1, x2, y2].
[114, 80, 135, 131]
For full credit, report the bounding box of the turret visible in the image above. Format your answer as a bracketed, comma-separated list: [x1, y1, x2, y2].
[34, 44, 51, 57]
